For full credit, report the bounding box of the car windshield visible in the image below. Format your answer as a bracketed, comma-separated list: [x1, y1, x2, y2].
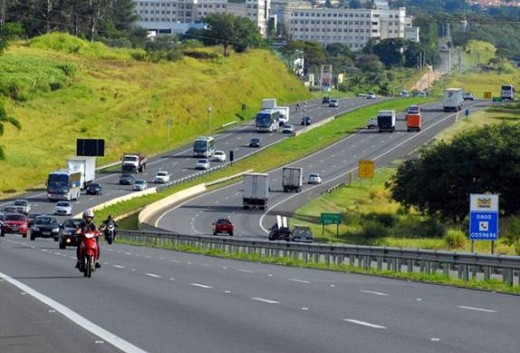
[6, 214, 26, 221]
[198, 160, 208, 164]
[309, 174, 319, 178]
[64, 219, 82, 228]
[14, 200, 28, 206]
[215, 152, 223, 156]
[122, 174, 132, 178]
[36, 217, 57, 225]
[252, 139, 260, 143]
[218, 219, 232, 224]
[56, 202, 70, 207]
[90, 183, 100, 188]
[157, 172, 167, 176]
[135, 180, 145, 185]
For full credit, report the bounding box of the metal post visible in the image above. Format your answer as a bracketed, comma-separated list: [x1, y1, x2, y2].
[167, 115, 173, 146]
[207, 105, 212, 130]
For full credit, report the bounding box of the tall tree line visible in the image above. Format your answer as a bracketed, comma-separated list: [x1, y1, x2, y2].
[0, 0, 141, 43]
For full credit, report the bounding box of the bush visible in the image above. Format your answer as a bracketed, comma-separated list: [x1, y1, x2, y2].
[363, 212, 396, 228]
[419, 218, 446, 238]
[444, 228, 467, 249]
[360, 220, 389, 239]
[503, 216, 520, 245]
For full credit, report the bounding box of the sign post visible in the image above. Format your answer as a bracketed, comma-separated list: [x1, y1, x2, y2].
[469, 194, 499, 253]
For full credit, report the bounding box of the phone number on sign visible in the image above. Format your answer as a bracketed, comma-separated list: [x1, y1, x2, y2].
[470, 232, 497, 239]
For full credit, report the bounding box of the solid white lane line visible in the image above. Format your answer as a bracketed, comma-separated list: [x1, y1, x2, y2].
[0, 272, 147, 353]
[289, 278, 311, 284]
[457, 305, 496, 313]
[360, 290, 388, 296]
[145, 273, 162, 278]
[344, 319, 387, 329]
[238, 269, 254, 273]
[113, 265, 125, 269]
[251, 297, 279, 304]
[190, 283, 212, 289]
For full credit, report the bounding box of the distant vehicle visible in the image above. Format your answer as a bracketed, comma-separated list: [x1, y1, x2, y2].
[121, 153, 147, 173]
[261, 98, 277, 109]
[377, 110, 396, 132]
[282, 124, 295, 134]
[443, 88, 464, 112]
[322, 96, 331, 104]
[119, 173, 135, 185]
[291, 225, 314, 243]
[1, 213, 28, 237]
[2, 206, 24, 214]
[366, 118, 377, 129]
[329, 99, 339, 107]
[307, 173, 322, 184]
[67, 157, 96, 189]
[407, 105, 420, 114]
[255, 109, 280, 132]
[30, 215, 60, 241]
[13, 199, 31, 214]
[269, 215, 291, 241]
[463, 92, 475, 101]
[59, 218, 82, 249]
[249, 138, 261, 148]
[47, 169, 82, 201]
[406, 113, 422, 132]
[86, 182, 103, 195]
[274, 106, 290, 126]
[399, 90, 409, 98]
[154, 171, 171, 184]
[27, 213, 44, 228]
[300, 116, 312, 126]
[282, 167, 303, 192]
[415, 91, 428, 97]
[212, 150, 227, 162]
[0, 212, 4, 237]
[212, 218, 234, 236]
[366, 92, 377, 99]
[193, 136, 215, 158]
[195, 159, 210, 170]
[54, 201, 72, 216]
[243, 173, 269, 210]
[500, 84, 514, 101]
[133, 179, 148, 191]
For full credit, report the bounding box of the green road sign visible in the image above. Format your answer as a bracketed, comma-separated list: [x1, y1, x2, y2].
[320, 213, 342, 225]
[492, 97, 502, 102]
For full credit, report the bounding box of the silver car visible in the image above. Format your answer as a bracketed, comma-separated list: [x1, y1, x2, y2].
[133, 179, 148, 191]
[54, 201, 72, 216]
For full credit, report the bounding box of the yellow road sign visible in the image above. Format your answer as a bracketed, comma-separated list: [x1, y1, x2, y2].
[483, 91, 492, 99]
[359, 160, 375, 178]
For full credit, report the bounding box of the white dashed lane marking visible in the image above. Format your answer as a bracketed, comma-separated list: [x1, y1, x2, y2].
[457, 305, 496, 313]
[251, 297, 279, 304]
[344, 319, 387, 329]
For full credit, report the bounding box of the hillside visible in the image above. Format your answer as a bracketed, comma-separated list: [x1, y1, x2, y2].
[0, 34, 310, 195]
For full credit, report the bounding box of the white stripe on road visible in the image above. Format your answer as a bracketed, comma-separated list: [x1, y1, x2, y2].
[238, 269, 254, 273]
[457, 305, 496, 313]
[289, 278, 311, 284]
[190, 283, 212, 289]
[145, 273, 162, 278]
[113, 265, 125, 269]
[251, 297, 279, 304]
[344, 319, 387, 329]
[360, 290, 388, 296]
[0, 272, 148, 353]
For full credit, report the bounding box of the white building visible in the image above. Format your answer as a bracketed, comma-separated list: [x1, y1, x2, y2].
[134, 0, 271, 36]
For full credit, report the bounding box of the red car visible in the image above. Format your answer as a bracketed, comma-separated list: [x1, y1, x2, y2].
[212, 219, 234, 236]
[2, 213, 29, 237]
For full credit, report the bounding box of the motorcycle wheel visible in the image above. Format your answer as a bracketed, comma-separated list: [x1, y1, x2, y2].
[106, 235, 113, 245]
[84, 256, 91, 278]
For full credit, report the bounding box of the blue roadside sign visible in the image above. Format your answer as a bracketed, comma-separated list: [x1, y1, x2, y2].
[469, 194, 499, 241]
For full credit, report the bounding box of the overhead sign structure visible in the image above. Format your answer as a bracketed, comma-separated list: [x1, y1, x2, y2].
[358, 160, 375, 179]
[469, 194, 499, 241]
[76, 138, 105, 157]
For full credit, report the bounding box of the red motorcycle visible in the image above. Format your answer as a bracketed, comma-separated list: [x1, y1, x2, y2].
[79, 230, 100, 278]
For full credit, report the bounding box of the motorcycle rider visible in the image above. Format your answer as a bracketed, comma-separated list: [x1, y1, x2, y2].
[102, 214, 118, 240]
[75, 209, 101, 269]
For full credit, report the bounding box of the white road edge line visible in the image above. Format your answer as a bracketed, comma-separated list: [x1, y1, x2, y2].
[457, 305, 496, 313]
[344, 319, 387, 329]
[360, 290, 388, 296]
[0, 272, 148, 353]
[190, 283, 212, 289]
[251, 297, 280, 304]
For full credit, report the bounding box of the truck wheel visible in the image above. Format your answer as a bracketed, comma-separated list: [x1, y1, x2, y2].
[229, 232, 233, 236]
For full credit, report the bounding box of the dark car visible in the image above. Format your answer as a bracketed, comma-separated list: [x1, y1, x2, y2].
[301, 116, 312, 126]
[30, 215, 60, 241]
[86, 182, 103, 195]
[27, 213, 45, 228]
[2, 206, 25, 214]
[212, 218, 234, 236]
[0, 212, 5, 237]
[2, 213, 29, 237]
[249, 138, 261, 148]
[119, 173, 135, 185]
[322, 96, 331, 104]
[291, 225, 313, 243]
[268, 223, 291, 241]
[58, 218, 83, 249]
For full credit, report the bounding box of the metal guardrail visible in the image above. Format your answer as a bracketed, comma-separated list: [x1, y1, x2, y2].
[118, 229, 520, 286]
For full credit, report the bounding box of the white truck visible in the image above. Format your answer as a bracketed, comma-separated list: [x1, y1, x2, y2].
[443, 88, 464, 112]
[243, 173, 270, 210]
[377, 110, 396, 132]
[66, 156, 96, 189]
[261, 98, 277, 109]
[121, 153, 147, 173]
[274, 106, 290, 125]
[282, 167, 303, 192]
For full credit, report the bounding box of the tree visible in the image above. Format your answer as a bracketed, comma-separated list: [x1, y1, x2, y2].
[204, 13, 261, 56]
[372, 38, 406, 68]
[387, 124, 520, 222]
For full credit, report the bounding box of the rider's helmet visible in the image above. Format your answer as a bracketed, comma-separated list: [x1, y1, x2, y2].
[82, 209, 94, 222]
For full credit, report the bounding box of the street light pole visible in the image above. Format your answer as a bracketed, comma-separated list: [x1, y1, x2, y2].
[167, 115, 173, 146]
[207, 105, 212, 130]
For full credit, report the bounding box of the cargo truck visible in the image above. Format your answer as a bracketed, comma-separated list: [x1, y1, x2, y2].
[443, 88, 464, 112]
[282, 167, 303, 192]
[121, 153, 147, 173]
[261, 98, 277, 109]
[66, 156, 96, 189]
[406, 113, 422, 132]
[243, 173, 270, 210]
[274, 106, 290, 125]
[377, 110, 396, 132]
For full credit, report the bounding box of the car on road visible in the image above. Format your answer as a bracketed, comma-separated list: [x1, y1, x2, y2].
[2, 206, 24, 214]
[86, 182, 103, 195]
[212, 218, 234, 236]
[119, 173, 135, 185]
[366, 92, 377, 99]
[154, 171, 171, 184]
[212, 150, 227, 162]
[58, 218, 82, 249]
[13, 199, 31, 214]
[367, 118, 378, 129]
[307, 173, 322, 184]
[1, 213, 29, 237]
[328, 99, 339, 107]
[133, 179, 148, 191]
[249, 138, 261, 148]
[300, 116, 312, 126]
[0, 212, 4, 237]
[30, 215, 60, 241]
[291, 225, 314, 243]
[282, 124, 295, 134]
[399, 90, 409, 98]
[27, 212, 45, 227]
[53, 201, 72, 216]
[195, 159, 210, 170]
[463, 92, 475, 101]
[322, 96, 331, 104]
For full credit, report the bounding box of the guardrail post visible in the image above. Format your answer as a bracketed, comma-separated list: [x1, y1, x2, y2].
[407, 259, 413, 273]
[504, 269, 514, 286]
[377, 256, 383, 271]
[462, 265, 469, 281]
[325, 253, 330, 267]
